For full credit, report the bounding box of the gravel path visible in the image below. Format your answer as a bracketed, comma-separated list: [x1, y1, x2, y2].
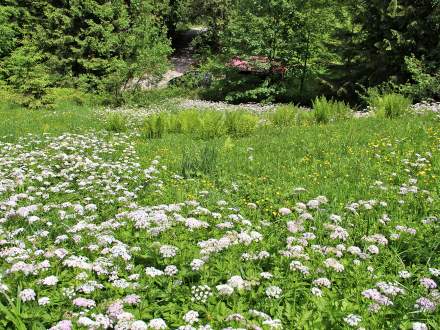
[411, 101, 440, 114]
[179, 99, 276, 113]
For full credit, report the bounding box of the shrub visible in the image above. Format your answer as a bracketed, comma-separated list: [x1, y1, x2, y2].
[0, 82, 21, 109]
[270, 104, 302, 127]
[169, 70, 213, 89]
[225, 111, 259, 137]
[399, 56, 440, 101]
[105, 114, 128, 133]
[42, 88, 96, 107]
[225, 83, 279, 104]
[141, 113, 168, 139]
[3, 44, 52, 109]
[312, 96, 352, 124]
[197, 111, 227, 139]
[370, 93, 412, 119]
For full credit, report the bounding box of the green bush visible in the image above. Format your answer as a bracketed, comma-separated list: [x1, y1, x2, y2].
[0, 82, 21, 109]
[202, 71, 282, 104]
[312, 96, 352, 124]
[2, 45, 96, 109]
[141, 113, 169, 139]
[42, 88, 96, 108]
[225, 83, 279, 104]
[399, 56, 440, 101]
[0, 85, 99, 110]
[370, 93, 412, 119]
[270, 104, 302, 127]
[225, 111, 259, 137]
[169, 70, 213, 89]
[105, 113, 128, 133]
[3, 44, 52, 109]
[197, 111, 227, 139]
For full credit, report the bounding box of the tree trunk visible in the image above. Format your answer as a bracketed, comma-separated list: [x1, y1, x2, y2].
[299, 31, 310, 99]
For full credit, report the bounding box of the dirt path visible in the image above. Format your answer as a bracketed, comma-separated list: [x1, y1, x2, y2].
[138, 28, 206, 89]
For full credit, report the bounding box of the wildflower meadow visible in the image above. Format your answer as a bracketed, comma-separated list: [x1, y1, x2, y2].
[1, 1, 440, 328]
[0, 102, 439, 330]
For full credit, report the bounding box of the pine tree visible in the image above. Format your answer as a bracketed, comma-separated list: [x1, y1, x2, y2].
[354, 0, 440, 87]
[1, 0, 171, 100]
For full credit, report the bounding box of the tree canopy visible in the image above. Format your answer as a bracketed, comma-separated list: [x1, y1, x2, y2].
[1, 0, 439, 105]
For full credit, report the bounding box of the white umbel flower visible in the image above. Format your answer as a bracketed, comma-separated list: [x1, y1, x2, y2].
[265, 286, 282, 299]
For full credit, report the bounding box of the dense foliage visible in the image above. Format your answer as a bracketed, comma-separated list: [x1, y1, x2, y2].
[0, 0, 439, 105]
[197, 0, 440, 104]
[0, 0, 171, 106]
[327, 0, 440, 102]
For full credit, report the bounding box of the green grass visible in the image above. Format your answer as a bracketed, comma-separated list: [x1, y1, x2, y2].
[1, 102, 438, 202]
[135, 115, 439, 204]
[1, 101, 438, 210]
[0, 102, 102, 141]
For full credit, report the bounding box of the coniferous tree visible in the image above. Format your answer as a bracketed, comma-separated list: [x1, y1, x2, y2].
[0, 0, 171, 100]
[352, 0, 440, 88]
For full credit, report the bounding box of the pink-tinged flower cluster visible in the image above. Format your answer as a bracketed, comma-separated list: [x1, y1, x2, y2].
[414, 297, 437, 312]
[362, 289, 393, 306]
[72, 297, 96, 308]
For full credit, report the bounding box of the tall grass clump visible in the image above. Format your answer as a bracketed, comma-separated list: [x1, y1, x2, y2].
[181, 143, 219, 178]
[181, 148, 199, 178]
[105, 113, 127, 132]
[312, 96, 352, 124]
[197, 111, 227, 139]
[225, 111, 259, 137]
[140, 109, 259, 140]
[270, 104, 302, 127]
[370, 93, 412, 118]
[140, 113, 168, 139]
[171, 110, 227, 139]
[174, 110, 202, 134]
[199, 143, 219, 174]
